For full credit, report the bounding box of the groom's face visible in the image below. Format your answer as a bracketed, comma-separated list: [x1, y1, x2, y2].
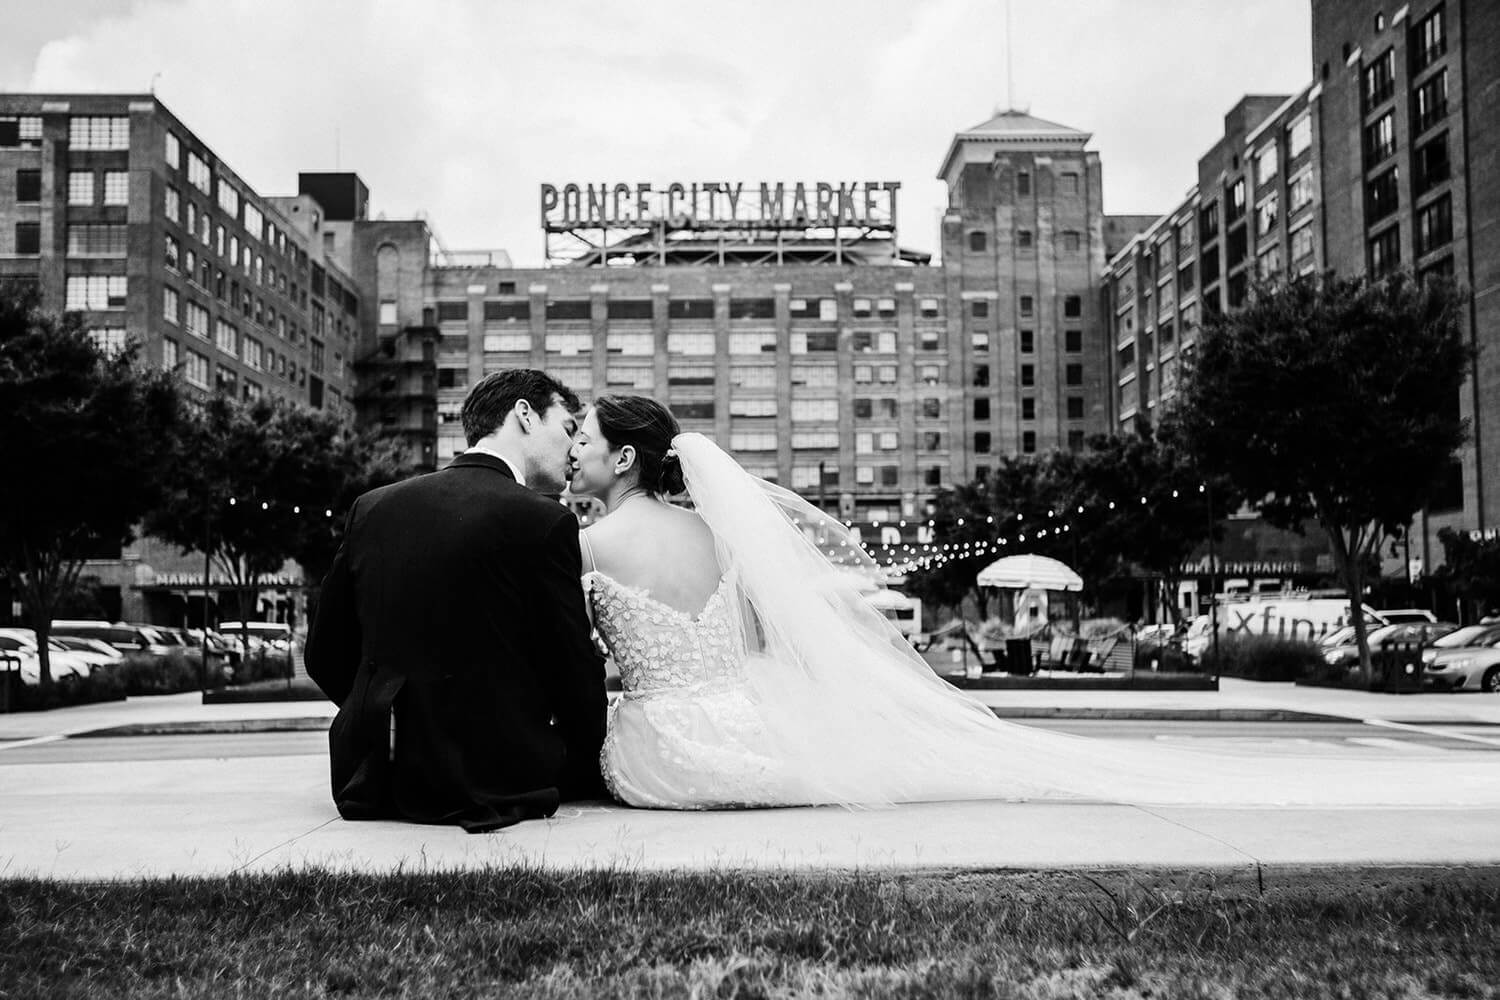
[524, 395, 579, 493]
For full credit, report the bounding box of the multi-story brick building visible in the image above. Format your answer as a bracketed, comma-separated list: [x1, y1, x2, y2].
[1103, 0, 1498, 576]
[0, 94, 364, 622]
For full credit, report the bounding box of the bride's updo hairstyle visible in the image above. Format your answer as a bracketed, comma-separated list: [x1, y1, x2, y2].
[592, 394, 686, 496]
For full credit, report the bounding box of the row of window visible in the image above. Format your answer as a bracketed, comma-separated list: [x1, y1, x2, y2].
[972, 362, 1085, 389]
[436, 296, 947, 323]
[967, 229, 1088, 254]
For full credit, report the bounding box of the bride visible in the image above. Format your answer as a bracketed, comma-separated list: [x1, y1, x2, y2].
[568, 394, 1500, 809]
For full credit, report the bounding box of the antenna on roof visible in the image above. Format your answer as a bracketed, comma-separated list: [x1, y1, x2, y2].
[1005, 0, 1014, 112]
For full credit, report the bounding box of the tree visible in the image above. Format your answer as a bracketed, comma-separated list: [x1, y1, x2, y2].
[1167, 271, 1471, 681]
[0, 282, 185, 687]
[144, 395, 403, 657]
[1434, 528, 1500, 622]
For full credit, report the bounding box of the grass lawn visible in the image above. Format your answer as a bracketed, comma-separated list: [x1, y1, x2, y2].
[2, 866, 1497, 998]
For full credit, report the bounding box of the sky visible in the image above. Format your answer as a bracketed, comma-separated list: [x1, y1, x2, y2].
[8, 0, 1313, 266]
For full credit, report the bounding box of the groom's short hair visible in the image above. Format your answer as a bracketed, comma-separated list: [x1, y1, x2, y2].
[461, 369, 582, 446]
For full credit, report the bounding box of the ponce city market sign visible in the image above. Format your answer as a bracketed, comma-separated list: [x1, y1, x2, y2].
[541, 181, 901, 231]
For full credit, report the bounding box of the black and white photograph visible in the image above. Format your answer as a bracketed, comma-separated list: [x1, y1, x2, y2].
[3, 0, 1499, 996]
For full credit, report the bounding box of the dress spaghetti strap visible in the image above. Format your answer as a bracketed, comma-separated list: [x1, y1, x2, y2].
[578, 528, 597, 574]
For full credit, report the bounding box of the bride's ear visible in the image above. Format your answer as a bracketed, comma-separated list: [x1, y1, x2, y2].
[614, 444, 637, 476]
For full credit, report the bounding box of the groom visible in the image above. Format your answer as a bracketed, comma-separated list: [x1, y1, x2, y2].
[307, 369, 608, 832]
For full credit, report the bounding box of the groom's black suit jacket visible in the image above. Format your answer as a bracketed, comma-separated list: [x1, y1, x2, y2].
[306, 452, 608, 832]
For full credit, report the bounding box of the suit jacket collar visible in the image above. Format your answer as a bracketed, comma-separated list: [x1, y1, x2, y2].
[448, 452, 519, 483]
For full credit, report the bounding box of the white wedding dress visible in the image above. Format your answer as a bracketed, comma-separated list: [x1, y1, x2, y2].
[592, 434, 1500, 810]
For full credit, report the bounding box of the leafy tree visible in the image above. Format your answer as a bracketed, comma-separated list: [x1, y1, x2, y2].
[1167, 271, 1471, 681]
[144, 395, 403, 656]
[1434, 528, 1500, 621]
[0, 282, 185, 687]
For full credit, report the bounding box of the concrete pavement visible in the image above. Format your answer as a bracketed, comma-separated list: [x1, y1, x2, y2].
[2, 679, 1499, 881]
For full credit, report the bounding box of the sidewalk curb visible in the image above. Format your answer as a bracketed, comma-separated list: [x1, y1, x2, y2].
[60, 707, 1357, 738]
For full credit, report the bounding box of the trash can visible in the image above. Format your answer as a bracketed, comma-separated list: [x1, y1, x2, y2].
[0, 653, 18, 712]
[1374, 641, 1423, 693]
[1004, 638, 1033, 676]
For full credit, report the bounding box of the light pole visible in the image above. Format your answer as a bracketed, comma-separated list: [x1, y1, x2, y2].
[1207, 482, 1219, 664]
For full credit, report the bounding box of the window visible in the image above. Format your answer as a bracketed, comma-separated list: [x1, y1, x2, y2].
[1022, 431, 1037, 454]
[1287, 115, 1312, 159]
[484, 332, 531, 352]
[1021, 397, 1036, 421]
[217, 182, 239, 219]
[1288, 171, 1314, 215]
[786, 297, 830, 320]
[243, 202, 264, 241]
[1363, 49, 1396, 110]
[668, 364, 714, 387]
[970, 300, 989, 319]
[69, 116, 129, 150]
[435, 301, 467, 323]
[1065, 363, 1084, 387]
[729, 298, 775, 320]
[163, 130, 180, 168]
[484, 300, 529, 322]
[183, 349, 209, 388]
[730, 431, 777, 452]
[1065, 329, 1082, 353]
[1365, 169, 1400, 222]
[1017, 171, 1031, 196]
[1416, 195, 1453, 256]
[877, 298, 896, 318]
[1020, 329, 1034, 353]
[1256, 195, 1279, 237]
[923, 431, 943, 452]
[973, 364, 990, 388]
[605, 366, 653, 390]
[791, 398, 837, 422]
[1410, 5, 1446, 74]
[1364, 113, 1396, 165]
[1199, 201, 1220, 242]
[1413, 70, 1449, 133]
[1257, 245, 1282, 278]
[1178, 261, 1196, 292]
[162, 286, 180, 325]
[921, 398, 941, 419]
[1017, 230, 1034, 249]
[1067, 396, 1085, 420]
[242, 336, 263, 371]
[792, 331, 837, 353]
[851, 330, 896, 353]
[974, 432, 991, 453]
[1414, 134, 1451, 196]
[1254, 145, 1278, 187]
[546, 332, 593, 356]
[666, 332, 714, 355]
[162, 184, 180, 223]
[15, 169, 41, 203]
[974, 398, 990, 420]
[1368, 225, 1401, 275]
[0, 115, 43, 148]
[672, 400, 716, 421]
[160, 337, 179, 372]
[215, 318, 238, 356]
[1227, 179, 1246, 223]
[184, 301, 209, 340]
[732, 365, 776, 388]
[731, 398, 777, 417]
[545, 299, 590, 321]
[1064, 295, 1082, 318]
[68, 171, 95, 205]
[1061, 172, 1080, 195]
[968, 231, 987, 252]
[851, 298, 872, 317]
[1227, 226, 1248, 269]
[67, 224, 127, 257]
[1067, 430, 1086, 451]
[606, 332, 654, 355]
[1291, 224, 1315, 264]
[65, 275, 127, 310]
[791, 430, 839, 450]
[187, 151, 211, 194]
[14, 222, 40, 255]
[1019, 364, 1033, 387]
[1063, 231, 1081, 252]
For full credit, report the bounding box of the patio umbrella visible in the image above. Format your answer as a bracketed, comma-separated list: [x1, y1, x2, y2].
[975, 554, 1083, 592]
[862, 588, 913, 610]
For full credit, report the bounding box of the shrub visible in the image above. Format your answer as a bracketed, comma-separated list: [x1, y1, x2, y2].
[8, 663, 128, 711]
[1198, 633, 1325, 681]
[231, 649, 294, 685]
[117, 649, 215, 695]
[1132, 640, 1200, 673]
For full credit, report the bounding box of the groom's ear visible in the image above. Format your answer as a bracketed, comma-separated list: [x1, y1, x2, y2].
[512, 399, 534, 431]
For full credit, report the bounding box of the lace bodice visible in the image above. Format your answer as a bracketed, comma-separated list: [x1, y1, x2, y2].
[585, 571, 744, 695]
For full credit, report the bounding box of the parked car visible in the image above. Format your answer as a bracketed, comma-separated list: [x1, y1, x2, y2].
[1421, 624, 1500, 692]
[40, 633, 125, 670]
[218, 621, 294, 658]
[51, 620, 175, 657]
[0, 629, 96, 685]
[1374, 608, 1440, 625]
[1321, 621, 1458, 669]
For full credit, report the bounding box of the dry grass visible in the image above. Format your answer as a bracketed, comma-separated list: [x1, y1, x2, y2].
[1, 866, 1497, 998]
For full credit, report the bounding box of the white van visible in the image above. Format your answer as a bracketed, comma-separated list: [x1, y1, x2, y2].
[1184, 595, 1381, 656]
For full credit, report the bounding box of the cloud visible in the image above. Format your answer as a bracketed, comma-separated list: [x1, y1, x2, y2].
[28, 0, 1311, 263]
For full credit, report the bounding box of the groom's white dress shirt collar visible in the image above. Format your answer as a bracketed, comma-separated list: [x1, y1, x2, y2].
[464, 444, 525, 487]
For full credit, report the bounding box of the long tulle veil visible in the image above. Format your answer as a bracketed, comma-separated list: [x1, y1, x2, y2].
[672, 431, 1500, 808]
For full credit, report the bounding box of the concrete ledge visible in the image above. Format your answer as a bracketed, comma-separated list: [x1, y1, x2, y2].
[950, 672, 1218, 691]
